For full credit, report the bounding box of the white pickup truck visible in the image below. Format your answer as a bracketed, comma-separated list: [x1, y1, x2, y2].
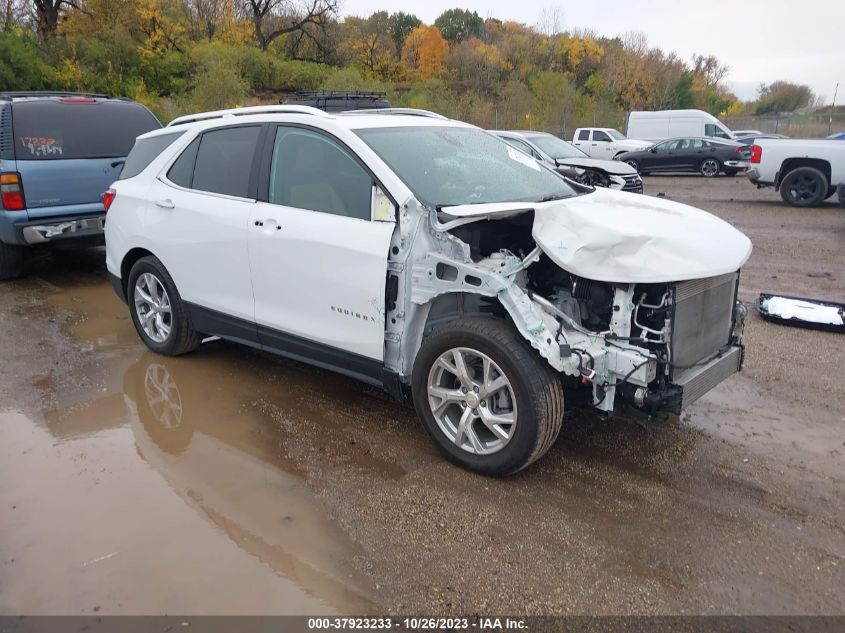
[747, 138, 845, 207]
[572, 127, 651, 160]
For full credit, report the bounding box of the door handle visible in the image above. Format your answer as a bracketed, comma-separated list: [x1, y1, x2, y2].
[254, 220, 282, 230]
[154, 199, 175, 209]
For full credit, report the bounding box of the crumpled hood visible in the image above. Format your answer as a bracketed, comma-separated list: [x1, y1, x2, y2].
[532, 188, 752, 283]
[555, 157, 636, 175]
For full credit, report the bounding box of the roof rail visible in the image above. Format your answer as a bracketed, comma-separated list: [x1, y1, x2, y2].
[340, 108, 448, 120]
[0, 91, 112, 101]
[167, 105, 331, 127]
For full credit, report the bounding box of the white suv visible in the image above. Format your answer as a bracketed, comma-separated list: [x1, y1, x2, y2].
[105, 105, 752, 476]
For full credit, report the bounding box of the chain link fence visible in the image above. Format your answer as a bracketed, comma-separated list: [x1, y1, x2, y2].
[722, 113, 845, 138]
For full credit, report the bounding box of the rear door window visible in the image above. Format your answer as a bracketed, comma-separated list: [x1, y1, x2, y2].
[191, 126, 261, 198]
[11, 100, 160, 160]
[578, 130, 590, 141]
[119, 131, 184, 180]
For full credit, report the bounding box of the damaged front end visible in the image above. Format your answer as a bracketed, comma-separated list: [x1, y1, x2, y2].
[389, 188, 751, 417]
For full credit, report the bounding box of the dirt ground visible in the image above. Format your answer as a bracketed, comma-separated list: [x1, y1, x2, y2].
[1, 176, 843, 616]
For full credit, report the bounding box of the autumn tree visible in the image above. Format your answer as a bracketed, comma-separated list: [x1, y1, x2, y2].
[339, 12, 400, 81]
[447, 37, 510, 93]
[401, 24, 447, 80]
[241, 0, 337, 51]
[755, 81, 815, 114]
[181, 0, 235, 40]
[434, 8, 483, 44]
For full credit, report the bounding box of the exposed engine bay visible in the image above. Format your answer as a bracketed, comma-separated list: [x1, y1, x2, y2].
[387, 196, 749, 416]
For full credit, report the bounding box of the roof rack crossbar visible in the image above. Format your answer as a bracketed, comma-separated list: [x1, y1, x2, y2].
[0, 91, 112, 100]
[291, 90, 388, 99]
[340, 108, 447, 120]
[167, 104, 331, 127]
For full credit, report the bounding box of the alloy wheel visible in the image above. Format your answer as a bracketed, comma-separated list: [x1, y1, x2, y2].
[701, 159, 720, 177]
[785, 174, 820, 202]
[426, 347, 518, 455]
[134, 272, 173, 343]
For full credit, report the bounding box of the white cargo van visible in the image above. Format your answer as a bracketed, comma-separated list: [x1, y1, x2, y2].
[626, 110, 734, 142]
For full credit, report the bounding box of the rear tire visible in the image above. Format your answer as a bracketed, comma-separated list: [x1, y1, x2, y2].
[779, 167, 828, 207]
[700, 158, 721, 177]
[0, 241, 24, 280]
[411, 317, 564, 476]
[128, 256, 201, 356]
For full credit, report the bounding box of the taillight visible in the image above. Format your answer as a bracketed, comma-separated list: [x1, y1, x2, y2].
[0, 173, 25, 211]
[102, 188, 116, 212]
[60, 97, 97, 103]
[751, 145, 762, 164]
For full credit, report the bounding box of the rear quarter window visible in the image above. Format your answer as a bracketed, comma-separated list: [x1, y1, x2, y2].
[119, 131, 184, 180]
[190, 126, 261, 198]
[11, 100, 160, 160]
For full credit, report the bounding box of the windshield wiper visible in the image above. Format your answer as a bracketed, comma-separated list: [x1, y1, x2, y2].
[537, 194, 569, 202]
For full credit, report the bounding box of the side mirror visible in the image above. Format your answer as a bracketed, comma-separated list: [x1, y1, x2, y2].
[649, 147, 658, 153]
[371, 184, 396, 222]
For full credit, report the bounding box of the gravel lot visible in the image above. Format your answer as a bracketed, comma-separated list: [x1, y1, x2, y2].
[1, 175, 843, 615]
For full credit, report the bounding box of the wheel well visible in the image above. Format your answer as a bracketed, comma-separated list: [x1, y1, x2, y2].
[422, 292, 506, 337]
[119, 247, 155, 298]
[776, 158, 832, 190]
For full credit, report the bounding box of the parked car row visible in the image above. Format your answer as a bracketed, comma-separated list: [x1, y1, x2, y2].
[492, 130, 643, 193]
[12, 92, 836, 474]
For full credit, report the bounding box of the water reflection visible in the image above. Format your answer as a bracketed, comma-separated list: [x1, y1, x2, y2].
[121, 352, 377, 612]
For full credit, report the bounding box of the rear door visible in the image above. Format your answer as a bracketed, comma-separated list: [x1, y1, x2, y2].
[247, 125, 395, 363]
[147, 124, 263, 325]
[11, 99, 160, 219]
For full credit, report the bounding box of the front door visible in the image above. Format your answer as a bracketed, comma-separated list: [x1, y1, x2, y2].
[248, 125, 395, 362]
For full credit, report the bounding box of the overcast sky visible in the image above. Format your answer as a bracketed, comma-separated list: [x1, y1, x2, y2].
[341, 0, 845, 103]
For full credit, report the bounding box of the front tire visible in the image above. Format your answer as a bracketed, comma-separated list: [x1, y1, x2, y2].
[0, 241, 24, 280]
[128, 256, 201, 356]
[700, 158, 721, 177]
[411, 317, 564, 476]
[779, 167, 828, 207]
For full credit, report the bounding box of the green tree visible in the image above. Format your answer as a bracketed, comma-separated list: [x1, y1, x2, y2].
[434, 8, 484, 44]
[0, 29, 49, 90]
[671, 72, 694, 109]
[388, 11, 420, 53]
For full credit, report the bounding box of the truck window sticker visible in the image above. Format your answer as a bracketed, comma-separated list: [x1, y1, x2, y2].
[19, 136, 64, 158]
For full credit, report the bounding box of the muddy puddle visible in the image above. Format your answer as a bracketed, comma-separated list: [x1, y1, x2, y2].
[1, 255, 406, 614]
